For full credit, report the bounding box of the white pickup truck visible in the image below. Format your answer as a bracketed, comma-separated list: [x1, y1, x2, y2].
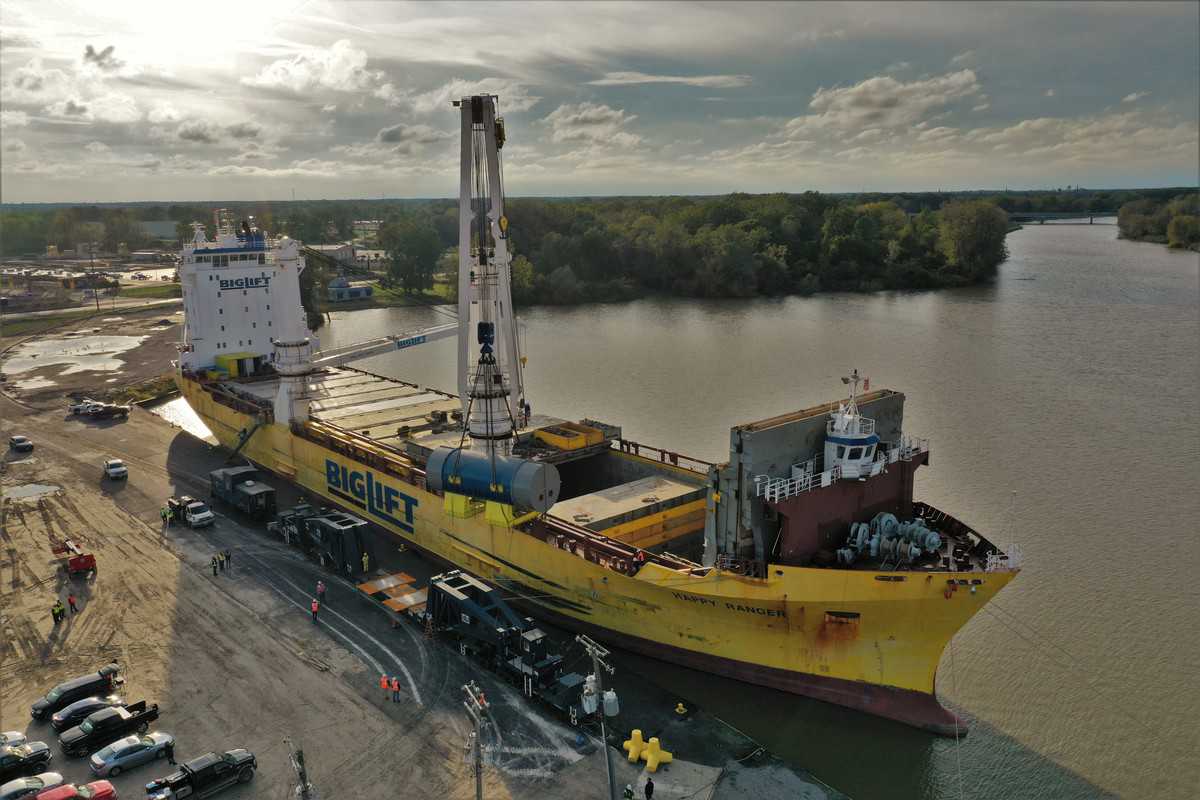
[102, 458, 129, 480]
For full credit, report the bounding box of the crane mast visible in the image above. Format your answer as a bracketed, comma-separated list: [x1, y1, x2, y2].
[457, 95, 525, 458]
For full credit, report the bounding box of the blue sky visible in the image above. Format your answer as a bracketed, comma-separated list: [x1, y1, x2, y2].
[1, 1, 1196, 202]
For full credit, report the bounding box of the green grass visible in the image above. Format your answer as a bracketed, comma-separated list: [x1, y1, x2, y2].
[120, 283, 182, 299]
[0, 309, 100, 339]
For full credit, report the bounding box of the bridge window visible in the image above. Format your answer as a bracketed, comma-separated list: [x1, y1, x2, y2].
[220, 325, 225, 331]
[208, 275, 213, 281]
[252, 322, 256, 328]
[837, 445, 846, 459]
[848, 447, 862, 460]
[243, 289, 247, 295]
[268, 321, 272, 327]
[258, 254, 265, 264]
[221, 255, 228, 267]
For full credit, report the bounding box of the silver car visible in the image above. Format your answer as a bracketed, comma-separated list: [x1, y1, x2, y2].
[88, 733, 174, 778]
[0, 736, 23, 750]
[0, 772, 64, 800]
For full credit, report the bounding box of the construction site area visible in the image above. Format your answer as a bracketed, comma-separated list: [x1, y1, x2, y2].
[0, 312, 841, 800]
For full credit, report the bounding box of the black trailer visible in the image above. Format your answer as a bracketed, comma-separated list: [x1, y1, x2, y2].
[423, 571, 589, 723]
[267, 503, 372, 576]
[209, 466, 276, 519]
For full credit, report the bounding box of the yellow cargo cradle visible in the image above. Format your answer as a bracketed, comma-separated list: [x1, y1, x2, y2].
[534, 421, 604, 451]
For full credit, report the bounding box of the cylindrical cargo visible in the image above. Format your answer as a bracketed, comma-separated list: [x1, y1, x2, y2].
[426, 447, 561, 512]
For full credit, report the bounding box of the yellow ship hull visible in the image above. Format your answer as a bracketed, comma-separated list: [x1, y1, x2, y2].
[178, 374, 1014, 735]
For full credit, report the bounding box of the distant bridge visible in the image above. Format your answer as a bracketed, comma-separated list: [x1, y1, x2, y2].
[1007, 211, 1117, 225]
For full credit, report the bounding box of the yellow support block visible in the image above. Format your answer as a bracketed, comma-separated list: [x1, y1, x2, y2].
[444, 493, 482, 518]
[623, 730, 646, 763]
[641, 737, 673, 772]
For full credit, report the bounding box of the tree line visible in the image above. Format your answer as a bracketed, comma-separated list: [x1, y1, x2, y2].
[1116, 193, 1200, 250]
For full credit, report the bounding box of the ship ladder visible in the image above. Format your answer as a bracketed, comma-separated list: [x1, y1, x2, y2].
[226, 418, 264, 463]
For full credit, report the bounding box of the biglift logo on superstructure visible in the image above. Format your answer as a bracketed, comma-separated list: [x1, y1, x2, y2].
[219, 272, 273, 291]
[325, 459, 419, 533]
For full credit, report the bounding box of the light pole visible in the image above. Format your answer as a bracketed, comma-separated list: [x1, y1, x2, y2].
[577, 634, 616, 800]
[463, 681, 488, 800]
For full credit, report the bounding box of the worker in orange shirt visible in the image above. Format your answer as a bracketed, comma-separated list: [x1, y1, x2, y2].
[380, 674, 390, 702]
[310, 597, 319, 622]
[390, 675, 400, 702]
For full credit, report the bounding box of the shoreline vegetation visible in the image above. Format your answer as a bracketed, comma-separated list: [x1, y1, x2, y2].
[1116, 193, 1200, 251]
[4, 189, 1196, 320]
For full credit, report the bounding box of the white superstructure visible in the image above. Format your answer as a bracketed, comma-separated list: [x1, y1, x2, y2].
[178, 211, 311, 374]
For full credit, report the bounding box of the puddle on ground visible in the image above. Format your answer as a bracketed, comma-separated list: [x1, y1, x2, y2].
[3, 335, 148, 376]
[14, 376, 56, 390]
[3, 483, 61, 500]
[102, 316, 125, 322]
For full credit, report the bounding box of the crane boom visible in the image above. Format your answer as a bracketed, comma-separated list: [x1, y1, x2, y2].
[310, 322, 457, 370]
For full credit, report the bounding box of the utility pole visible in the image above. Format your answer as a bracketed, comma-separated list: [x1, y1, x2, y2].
[284, 736, 318, 800]
[577, 634, 616, 800]
[89, 241, 100, 312]
[463, 681, 489, 800]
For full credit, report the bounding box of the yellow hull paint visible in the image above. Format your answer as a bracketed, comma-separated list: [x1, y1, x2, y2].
[179, 375, 1014, 714]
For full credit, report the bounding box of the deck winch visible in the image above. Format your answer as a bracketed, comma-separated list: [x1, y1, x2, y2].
[836, 512, 942, 566]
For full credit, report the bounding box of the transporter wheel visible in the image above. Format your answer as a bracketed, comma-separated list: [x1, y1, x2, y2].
[109, 766, 122, 777]
[238, 766, 254, 783]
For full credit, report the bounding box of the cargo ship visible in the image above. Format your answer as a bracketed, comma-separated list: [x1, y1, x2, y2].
[173, 95, 1021, 736]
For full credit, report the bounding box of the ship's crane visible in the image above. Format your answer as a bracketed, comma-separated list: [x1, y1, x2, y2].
[310, 322, 457, 370]
[455, 94, 524, 458]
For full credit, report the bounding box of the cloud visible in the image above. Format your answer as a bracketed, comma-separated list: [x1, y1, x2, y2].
[377, 123, 451, 145]
[1044, 89, 1055, 97]
[783, 69, 981, 137]
[226, 121, 262, 139]
[409, 78, 541, 114]
[0, 110, 30, 129]
[543, 102, 641, 147]
[83, 45, 124, 72]
[178, 120, 221, 144]
[147, 103, 182, 124]
[242, 40, 381, 94]
[1122, 91, 1150, 103]
[973, 102, 991, 112]
[321, 103, 337, 113]
[4, 138, 26, 153]
[46, 98, 90, 118]
[0, 30, 40, 49]
[587, 71, 752, 88]
[883, 61, 911, 74]
[950, 50, 976, 66]
[84, 141, 110, 153]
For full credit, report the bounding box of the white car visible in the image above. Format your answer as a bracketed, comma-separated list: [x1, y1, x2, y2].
[0, 734, 24, 749]
[0, 772, 64, 800]
[102, 458, 128, 480]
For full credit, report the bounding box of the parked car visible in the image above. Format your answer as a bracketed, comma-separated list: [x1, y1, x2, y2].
[0, 744, 52, 784]
[8, 436, 33, 453]
[0, 773, 63, 800]
[0, 738, 24, 751]
[59, 702, 159, 758]
[68, 400, 100, 415]
[50, 697, 125, 733]
[145, 750, 255, 800]
[30, 665, 121, 721]
[33, 780, 115, 800]
[101, 460, 128, 481]
[89, 733, 173, 778]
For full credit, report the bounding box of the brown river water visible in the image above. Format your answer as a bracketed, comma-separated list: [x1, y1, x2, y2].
[168, 220, 1200, 798]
